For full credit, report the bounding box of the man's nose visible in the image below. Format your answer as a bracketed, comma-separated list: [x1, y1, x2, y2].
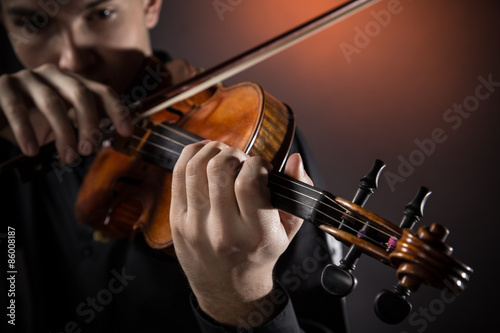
[57, 30, 96, 74]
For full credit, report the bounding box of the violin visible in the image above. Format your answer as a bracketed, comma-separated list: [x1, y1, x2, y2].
[0, 0, 472, 325]
[74, 81, 472, 324]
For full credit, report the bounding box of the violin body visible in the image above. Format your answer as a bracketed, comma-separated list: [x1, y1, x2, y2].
[75, 81, 295, 249]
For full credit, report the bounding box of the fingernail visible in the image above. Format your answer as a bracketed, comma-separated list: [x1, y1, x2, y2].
[79, 140, 92, 155]
[65, 147, 78, 164]
[116, 121, 132, 136]
[25, 141, 38, 156]
[123, 121, 134, 135]
[297, 153, 305, 178]
[264, 160, 273, 173]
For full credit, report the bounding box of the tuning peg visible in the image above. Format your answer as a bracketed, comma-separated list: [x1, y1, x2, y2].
[321, 160, 386, 297]
[373, 187, 431, 323]
[399, 186, 432, 229]
[374, 283, 412, 324]
[352, 159, 386, 207]
[321, 262, 358, 297]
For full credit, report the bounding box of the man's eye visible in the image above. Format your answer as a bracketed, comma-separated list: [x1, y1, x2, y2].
[12, 18, 27, 27]
[88, 8, 115, 21]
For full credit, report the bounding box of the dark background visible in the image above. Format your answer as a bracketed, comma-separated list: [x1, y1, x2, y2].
[152, 0, 498, 332]
[1, 0, 498, 332]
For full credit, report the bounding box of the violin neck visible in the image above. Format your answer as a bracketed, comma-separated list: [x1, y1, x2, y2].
[268, 172, 342, 228]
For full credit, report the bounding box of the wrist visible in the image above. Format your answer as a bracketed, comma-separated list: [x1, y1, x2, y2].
[191, 281, 296, 331]
[193, 271, 275, 327]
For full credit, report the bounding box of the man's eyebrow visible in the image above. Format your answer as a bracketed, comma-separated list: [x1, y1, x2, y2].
[4, 0, 113, 17]
[81, 0, 113, 12]
[5, 6, 38, 17]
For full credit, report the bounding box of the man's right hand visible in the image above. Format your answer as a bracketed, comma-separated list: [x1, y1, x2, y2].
[0, 63, 133, 164]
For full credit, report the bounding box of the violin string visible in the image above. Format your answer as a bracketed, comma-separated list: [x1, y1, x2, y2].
[148, 119, 202, 145]
[127, 122, 398, 245]
[269, 190, 389, 247]
[130, 134, 182, 157]
[136, 120, 200, 149]
[270, 172, 398, 240]
[127, 144, 178, 163]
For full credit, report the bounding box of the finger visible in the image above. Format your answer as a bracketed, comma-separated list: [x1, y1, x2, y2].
[17, 70, 77, 163]
[35, 65, 99, 156]
[0, 75, 38, 156]
[280, 153, 312, 239]
[171, 141, 206, 220]
[184, 141, 229, 222]
[206, 146, 247, 222]
[284, 153, 312, 185]
[234, 156, 273, 221]
[70, 73, 133, 137]
[170, 140, 213, 230]
[165, 58, 195, 85]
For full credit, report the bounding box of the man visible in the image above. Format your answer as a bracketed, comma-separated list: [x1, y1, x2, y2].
[0, 1, 347, 332]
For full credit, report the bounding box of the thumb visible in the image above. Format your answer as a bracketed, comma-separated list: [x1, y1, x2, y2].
[283, 153, 313, 186]
[279, 153, 314, 240]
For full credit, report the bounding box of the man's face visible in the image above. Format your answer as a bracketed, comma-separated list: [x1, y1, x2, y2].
[0, 0, 161, 93]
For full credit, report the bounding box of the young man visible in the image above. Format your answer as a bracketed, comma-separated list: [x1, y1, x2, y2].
[0, 1, 347, 332]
